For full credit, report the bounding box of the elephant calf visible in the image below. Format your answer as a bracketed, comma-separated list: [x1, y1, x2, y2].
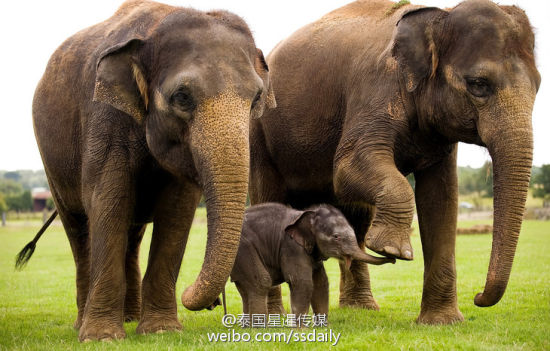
[229, 203, 394, 319]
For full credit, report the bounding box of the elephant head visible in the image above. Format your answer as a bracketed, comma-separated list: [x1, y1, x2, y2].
[285, 205, 395, 266]
[391, 0, 540, 306]
[93, 9, 275, 310]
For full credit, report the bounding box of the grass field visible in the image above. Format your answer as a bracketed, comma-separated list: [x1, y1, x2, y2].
[0, 209, 548, 350]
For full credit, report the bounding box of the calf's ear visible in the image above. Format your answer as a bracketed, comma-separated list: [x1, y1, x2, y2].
[284, 211, 315, 254]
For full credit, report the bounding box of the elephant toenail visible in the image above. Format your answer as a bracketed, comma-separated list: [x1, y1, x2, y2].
[403, 250, 413, 260]
[383, 246, 400, 257]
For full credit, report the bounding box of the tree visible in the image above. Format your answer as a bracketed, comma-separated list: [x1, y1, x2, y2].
[0, 179, 23, 196]
[46, 198, 56, 211]
[3, 171, 21, 182]
[532, 164, 550, 198]
[5, 190, 33, 212]
[0, 193, 7, 213]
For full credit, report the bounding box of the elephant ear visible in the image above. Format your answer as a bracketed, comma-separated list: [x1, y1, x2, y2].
[391, 7, 447, 92]
[251, 48, 276, 119]
[284, 210, 315, 254]
[93, 38, 149, 122]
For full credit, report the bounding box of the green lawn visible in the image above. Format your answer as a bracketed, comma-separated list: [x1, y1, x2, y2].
[0, 209, 549, 350]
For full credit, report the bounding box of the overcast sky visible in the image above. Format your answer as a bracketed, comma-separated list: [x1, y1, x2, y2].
[0, 0, 547, 171]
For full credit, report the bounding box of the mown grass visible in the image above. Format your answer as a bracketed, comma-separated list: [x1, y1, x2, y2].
[0, 209, 549, 350]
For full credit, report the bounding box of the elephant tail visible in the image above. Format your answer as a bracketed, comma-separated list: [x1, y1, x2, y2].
[222, 285, 227, 316]
[15, 210, 58, 270]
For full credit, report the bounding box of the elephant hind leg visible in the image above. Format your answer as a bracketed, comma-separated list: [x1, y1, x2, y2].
[124, 224, 146, 322]
[51, 187, 89, 330]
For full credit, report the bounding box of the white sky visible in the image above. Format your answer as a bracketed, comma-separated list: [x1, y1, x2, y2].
[0, 0, 547, 171]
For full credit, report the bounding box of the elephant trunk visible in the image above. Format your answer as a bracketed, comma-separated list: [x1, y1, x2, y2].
[475, 88, 534, 307]
[348, 247, 396, 266]
[181, 90, 250, 310]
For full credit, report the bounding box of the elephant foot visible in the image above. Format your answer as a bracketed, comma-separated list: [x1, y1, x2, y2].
[338, 260, 379, 310]
[267, 286, 286, 315]
[417, 307, 464, 325]
[136, 315, 182, 334]
[78, 318, 126, 342]
[339, 294, 379, 310]
[267, 301, 287, 315]
[365, 224, 413, 260]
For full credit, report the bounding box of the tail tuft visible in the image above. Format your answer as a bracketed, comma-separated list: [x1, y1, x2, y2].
[15, 242, 37, 270]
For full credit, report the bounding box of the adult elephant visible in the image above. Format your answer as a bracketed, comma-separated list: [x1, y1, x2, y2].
[28, 0, 274, 341]
[250, 0, 539, 324]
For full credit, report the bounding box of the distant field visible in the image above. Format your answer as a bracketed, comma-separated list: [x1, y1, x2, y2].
[0, 208, 548, 350]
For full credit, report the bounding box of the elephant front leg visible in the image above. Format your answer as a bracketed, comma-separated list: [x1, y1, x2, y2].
[338, 260, 378, 310]
[266, 286, 287, 314]
[124, 224, 146, 322]
[137, 182, 200, 334]
[414, 146, 464, 324]
[79, 179, 133, 341]
[334, 150, 415, 260]
[310, 265, 329, 316]
[337, 205, 378, 309]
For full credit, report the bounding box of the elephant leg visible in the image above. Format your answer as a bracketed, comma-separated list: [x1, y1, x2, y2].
[267, 286, 286, 315]
[249, 119, 288, 205]
[249, 123, 288, 315]
[234, 282, 250, 314]
[310, 265, 329, 317]
[124, 224, 146, 322]
[334, 148, 415, 260]
[58, 209, 89, 330]
[414, 146, 464, 324]
[79, 174, 134, 341]
[337, 205, 379, 310]
[289, 280, 313, 317]
[247, 290, 269, 320]
[137, 181, 200, 334]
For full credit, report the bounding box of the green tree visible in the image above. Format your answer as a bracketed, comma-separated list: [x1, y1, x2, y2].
[477, 161, 493, 198]
[0, 193, 7, 213]
[46, 198, 56, 211]
[532, 164, 550, 198]
[3, 171, 21, 182]
[0, 179, 23, 196]
[6, 191, 33, 212]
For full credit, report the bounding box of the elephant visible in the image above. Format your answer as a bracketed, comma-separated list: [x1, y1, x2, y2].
[249, 0, 540, 324]
[228, 203, 394, 319]
[27, 0, 274, 341]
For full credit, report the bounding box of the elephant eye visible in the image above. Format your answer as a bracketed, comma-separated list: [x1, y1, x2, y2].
[465, 77, 493, 98]
[333, 233, 340, 241]
[251, 89, 262, 110]
[171, 87, 196, 112]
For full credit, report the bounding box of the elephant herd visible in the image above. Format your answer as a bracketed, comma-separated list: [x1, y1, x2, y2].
[17, 0, 540, 342]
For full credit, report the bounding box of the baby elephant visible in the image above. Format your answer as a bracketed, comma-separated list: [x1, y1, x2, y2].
[230, 202, 395, 319]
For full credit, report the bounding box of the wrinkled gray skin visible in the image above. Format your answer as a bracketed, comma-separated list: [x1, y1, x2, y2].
[32, 0, 274, 342]
[250, 0, 540, 324]
[229, 203, 394, 318]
